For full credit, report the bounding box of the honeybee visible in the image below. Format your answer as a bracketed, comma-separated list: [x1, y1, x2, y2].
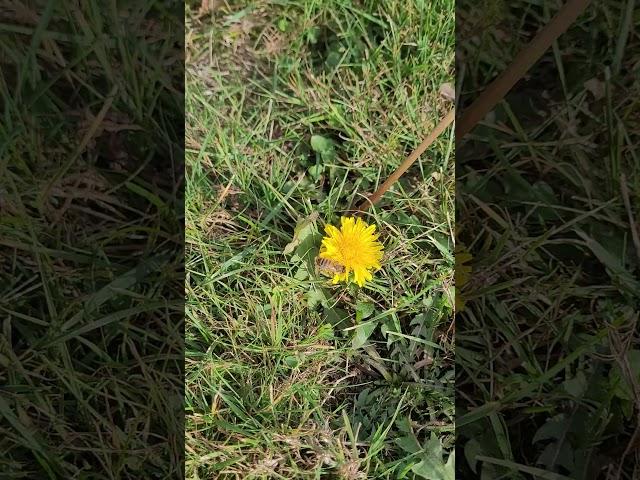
[314, 255, 345, 277]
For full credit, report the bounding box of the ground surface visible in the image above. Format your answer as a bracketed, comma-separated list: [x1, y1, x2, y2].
[185, 1, 455, 478]
[456, 1, 640, 478]
[1, 2, 183, 478]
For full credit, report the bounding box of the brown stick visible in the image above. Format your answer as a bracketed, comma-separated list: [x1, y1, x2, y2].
[357, 108, 455, 212]
[357, 0, 591, 213]
[456, 0, 592, 141]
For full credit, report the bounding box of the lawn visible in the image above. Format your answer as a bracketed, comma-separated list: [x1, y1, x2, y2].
[456, 1, 640, 478]
[1, 2, 183, 478]
[184, 1, 455, 478]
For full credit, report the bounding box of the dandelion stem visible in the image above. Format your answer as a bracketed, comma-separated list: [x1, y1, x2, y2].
[357, 108, 455, 212]
[357, 0, 591, 214]
[456, 0, 591, 141]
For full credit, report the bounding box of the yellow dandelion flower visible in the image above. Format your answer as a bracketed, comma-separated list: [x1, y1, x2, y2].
[318, 216, 384, 287]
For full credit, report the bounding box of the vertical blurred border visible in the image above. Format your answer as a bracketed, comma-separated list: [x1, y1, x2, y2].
[456, 0, 639, 478]
[1, 1, 184, 478]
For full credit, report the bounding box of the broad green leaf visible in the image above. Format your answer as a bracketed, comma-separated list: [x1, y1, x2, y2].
[352, 321, 376, 349]
[323, 306, 350, 328]
[537, 442, 575, 473]
[284, 355, 299, 368]
[444, 451, 455, 478]
[306, 287, 326, 310]
[464, 439, 482, 473]
[610, 350, 640, 401]
[308, 164, 325, 180]
[310, 135, 335, 161]
[316, 323, 334, 340]
[395, 435, 421, 455]
[283, 211, 319, 255]
[532, 415, 569, 443]
[310, 135, 332, 153]
[294, 265, 309, 280]
[355, 302, 374, 322]
[412, 435, 453, 480]
[563, 371, 587, 398]
[277, 18, 288, 31]
[575, 229, 640, 295]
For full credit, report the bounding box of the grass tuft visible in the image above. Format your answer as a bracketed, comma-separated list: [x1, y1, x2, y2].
[185, 0, 455, 478]
[1, 2, 183, 478]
